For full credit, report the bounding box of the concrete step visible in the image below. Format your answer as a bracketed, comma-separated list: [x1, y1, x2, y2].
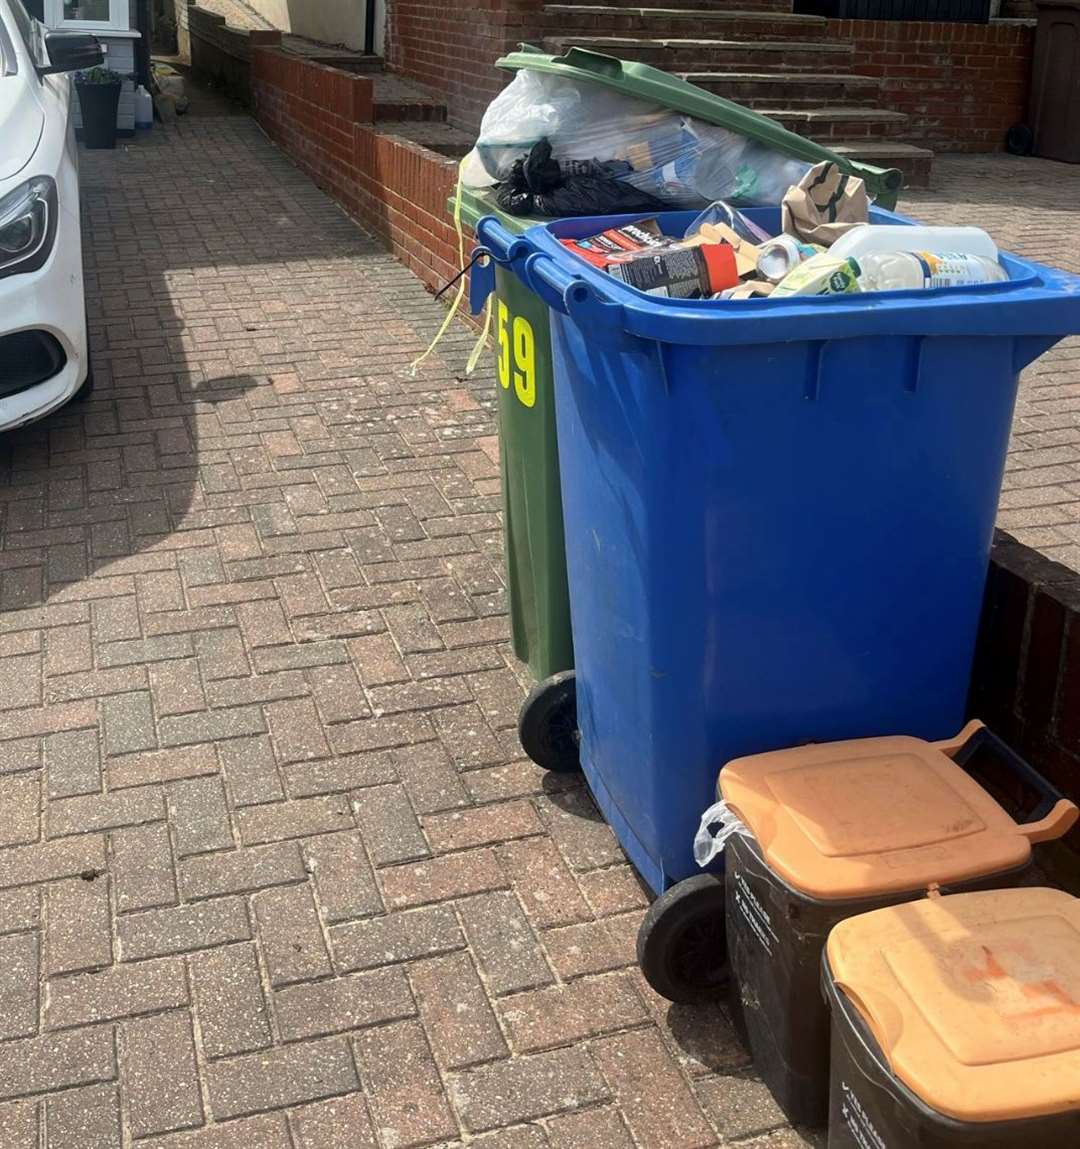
[372, 73, 447, 123]
[829, 140, 934, 189]
[759, 105, 910, 141]
[682, 71, 882, 107]
[377, 121, 473, 159]
[597, 0, 793, 10]
[544, 35, 854, 71]
[543, 6, 829, 38]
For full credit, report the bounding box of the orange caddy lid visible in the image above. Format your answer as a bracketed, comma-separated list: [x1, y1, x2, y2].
[827, 887, 1080, 1123]
[718, 720, 1077, 900]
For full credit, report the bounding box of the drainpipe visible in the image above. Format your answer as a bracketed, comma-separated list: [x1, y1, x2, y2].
[364, 0, 376, 56]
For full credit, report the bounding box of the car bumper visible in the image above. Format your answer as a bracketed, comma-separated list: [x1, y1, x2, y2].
[0, 196, 87, 431]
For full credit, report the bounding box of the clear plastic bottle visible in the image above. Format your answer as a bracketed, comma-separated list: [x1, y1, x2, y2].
[853, 251, 1008, 292]
[829, 224, 999, 262]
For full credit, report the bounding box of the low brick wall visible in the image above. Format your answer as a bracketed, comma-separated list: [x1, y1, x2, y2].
[386, 0, 544, 131]
[834, 18, 1035, 152]
[251, 47, 463, 291]
[188, 4, 282, 106]
[972, 533, 1080, 867]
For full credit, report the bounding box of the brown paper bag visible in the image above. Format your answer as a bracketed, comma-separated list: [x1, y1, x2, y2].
[782, 162, 869, 248]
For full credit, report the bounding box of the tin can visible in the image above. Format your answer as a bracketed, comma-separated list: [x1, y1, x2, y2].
[757, 235, 810, 283]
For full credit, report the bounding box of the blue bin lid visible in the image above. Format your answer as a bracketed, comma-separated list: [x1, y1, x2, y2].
[473, 207, 1080, 350]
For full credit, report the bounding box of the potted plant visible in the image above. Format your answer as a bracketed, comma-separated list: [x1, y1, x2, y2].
[75, 66, 125, 150]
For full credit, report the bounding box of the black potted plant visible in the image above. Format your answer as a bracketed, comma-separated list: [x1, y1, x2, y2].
[75, 66, 125, 150]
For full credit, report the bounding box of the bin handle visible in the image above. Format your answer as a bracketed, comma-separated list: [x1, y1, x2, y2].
[552, 46, 623, 79]
[831, 981, 905, 1057]
[941, 721, 1079, 842]
[475, 216, 531, 267]
[524, 252, 581, 315]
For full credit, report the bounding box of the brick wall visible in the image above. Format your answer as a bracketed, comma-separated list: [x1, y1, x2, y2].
[385, 0, 545, 131]
[834, 18, 1035, 152]
[971, 532, 1080, 870]
[251, 46, 464, 291]
[188, 5, 283, 106]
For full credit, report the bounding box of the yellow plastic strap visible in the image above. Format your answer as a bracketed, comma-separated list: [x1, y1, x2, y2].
[409, 160, 491, 378]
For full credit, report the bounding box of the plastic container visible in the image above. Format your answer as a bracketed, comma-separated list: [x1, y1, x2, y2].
[473, 203, 1080, 901]
[718, 721, 1077, 1127]
[854, 251, 1008, 292]
[829, 223, 998, 261]
[134, 84, 153, 130]
[455, 187, 574, 687]
[824, 887, 1080, 1147]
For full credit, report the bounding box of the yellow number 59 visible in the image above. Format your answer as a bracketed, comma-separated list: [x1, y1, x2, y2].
[496, 301, 536, 409]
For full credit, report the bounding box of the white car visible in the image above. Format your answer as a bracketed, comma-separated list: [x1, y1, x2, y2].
[0, 0, 103, 429]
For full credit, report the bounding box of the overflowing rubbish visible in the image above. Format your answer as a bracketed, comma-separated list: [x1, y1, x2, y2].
[494, 139, 666, 218]
[465, 69, 813, 213]
[781, 161, 870, 247]
[554, 192, 1010, 302]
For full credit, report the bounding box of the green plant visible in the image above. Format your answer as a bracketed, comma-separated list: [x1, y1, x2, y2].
[75, 66, 125, 85]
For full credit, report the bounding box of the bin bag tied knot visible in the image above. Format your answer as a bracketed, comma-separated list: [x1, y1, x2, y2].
[694, 800, 751, 868]
[782, 161, 869, 248]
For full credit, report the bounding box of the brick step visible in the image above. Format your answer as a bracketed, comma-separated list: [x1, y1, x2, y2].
[829, 139, 934, 189]
[543, 6, 828, 38]
[760, 105, 911, 141]
[544, 35, 854, 71]
[372, 74, 447, 123]
[596, 0, 793, 11]
[682, 71, 881, 108]
[376, 121, 473, 159]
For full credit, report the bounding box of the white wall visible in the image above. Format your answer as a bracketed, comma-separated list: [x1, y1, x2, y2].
[244, 0, 367, 50]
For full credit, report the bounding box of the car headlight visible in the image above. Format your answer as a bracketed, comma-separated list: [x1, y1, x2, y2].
[0, 177, 58, 279]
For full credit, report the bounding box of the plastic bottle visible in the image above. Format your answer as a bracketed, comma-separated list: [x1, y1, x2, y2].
[852, 251, 1008, 292]
[134, 85, 153, 131]
[829, 224, 998, 262]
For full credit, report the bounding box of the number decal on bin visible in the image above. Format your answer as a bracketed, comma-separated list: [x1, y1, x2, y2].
[497, 300, 536, 409]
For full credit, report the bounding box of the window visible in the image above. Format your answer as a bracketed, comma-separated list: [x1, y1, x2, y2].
[44, 0, 128, 30]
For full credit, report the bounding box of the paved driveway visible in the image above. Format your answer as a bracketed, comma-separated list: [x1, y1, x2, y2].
[3, 98, 1079, 1147]
[0, 109, 801, 1148]
[903, 154, 1080, 571]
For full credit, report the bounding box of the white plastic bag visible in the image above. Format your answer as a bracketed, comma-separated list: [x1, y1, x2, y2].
[693, 800, 751, 868]
[464, 69, 816, 208]
[465, 69, 676, 187]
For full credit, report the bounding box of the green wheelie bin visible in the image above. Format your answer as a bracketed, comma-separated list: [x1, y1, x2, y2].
[456, 187, 576, 700]
[450, 47, 904, 770]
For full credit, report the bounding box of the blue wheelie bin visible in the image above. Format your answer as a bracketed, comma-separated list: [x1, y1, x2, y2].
[472, 207, 1080, 999]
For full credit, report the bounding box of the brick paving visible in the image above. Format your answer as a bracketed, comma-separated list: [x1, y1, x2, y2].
[3, 97, 1080, 1147]
[0, 107, 801, 1148]
[902, 154, 1080, 570]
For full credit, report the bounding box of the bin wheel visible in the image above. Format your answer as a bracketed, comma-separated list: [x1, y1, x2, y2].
[518, 671, 581, 772]
[637, 873, 728, 1004]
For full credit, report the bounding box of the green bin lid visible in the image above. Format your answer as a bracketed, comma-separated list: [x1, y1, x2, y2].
[452, 185, 549, 234]
[496, 44, 903, 206]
